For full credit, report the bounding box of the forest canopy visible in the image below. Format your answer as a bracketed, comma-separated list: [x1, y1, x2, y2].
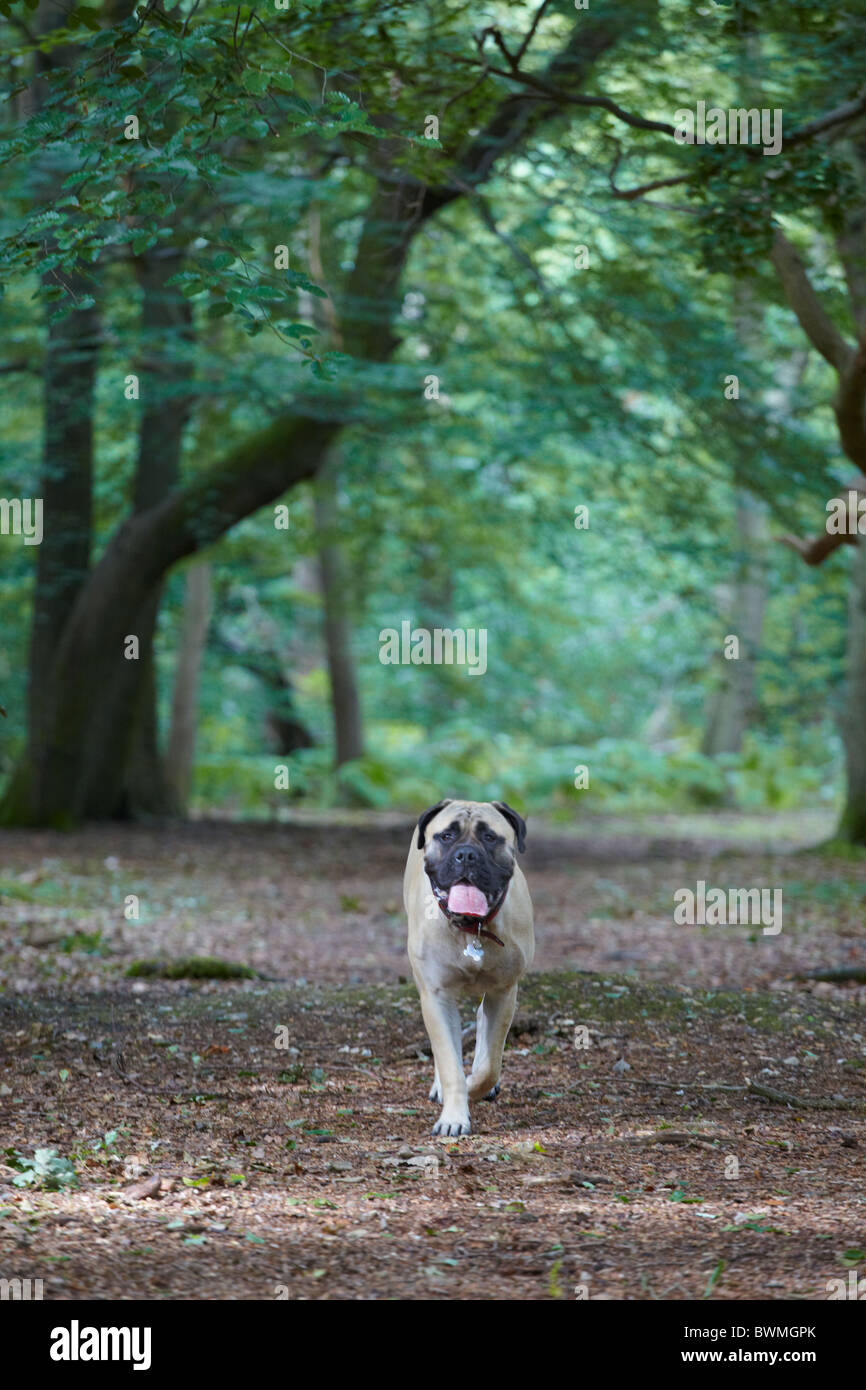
[1, 0, 865, 837]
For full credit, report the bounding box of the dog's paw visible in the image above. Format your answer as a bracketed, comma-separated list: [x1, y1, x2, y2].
[482, 1083, 500, 1101]
[432, 1111, 471, 1137]
[428, 1082, 442, 1105]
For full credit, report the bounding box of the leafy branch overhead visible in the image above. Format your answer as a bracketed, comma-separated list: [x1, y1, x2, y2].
[0, 2, 382, 363]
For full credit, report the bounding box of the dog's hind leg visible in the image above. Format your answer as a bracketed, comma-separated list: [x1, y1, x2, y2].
[428, 1063, 442, 1104]
[469, 997, 489, 1081]
[469, 998, 499, 1100]
[467, 984, 518, 1102]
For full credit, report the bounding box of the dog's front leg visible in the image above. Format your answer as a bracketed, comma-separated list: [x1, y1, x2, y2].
[418, 987, 470, 1136]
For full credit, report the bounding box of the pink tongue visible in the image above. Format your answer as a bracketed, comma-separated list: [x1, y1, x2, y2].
[447, 883, 488, 916]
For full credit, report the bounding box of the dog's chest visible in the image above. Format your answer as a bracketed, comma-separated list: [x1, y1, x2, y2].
[436, 932, 520, 992]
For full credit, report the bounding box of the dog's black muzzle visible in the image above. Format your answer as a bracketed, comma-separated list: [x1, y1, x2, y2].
[429, 843, 510, 900]
[425, 843, 513, 941]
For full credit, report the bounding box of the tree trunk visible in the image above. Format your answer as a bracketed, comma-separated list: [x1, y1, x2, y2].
[118, 248, 194, 817]
[210, 626, 315, 754]
[835, 124, 866, 844]
[27, 280, 99, 751]
[314, 461, 364, 767]
[702, 493, 768, 756]
[166, 562, 212, 812]
[702, 264, 771, 758]
[9, 4, 192, 824]
[0, 417, 340, 825]
[24, 4, 105, 751]
[839, 540, 866, 843]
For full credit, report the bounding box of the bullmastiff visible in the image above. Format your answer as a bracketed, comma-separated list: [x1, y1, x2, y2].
[404, 798, 534, 1136]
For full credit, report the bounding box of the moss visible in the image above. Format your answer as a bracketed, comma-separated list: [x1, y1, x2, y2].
[804, 836, 866, 861]
[517, 970, 806, 1034]
[125, 956, 258, 980]
[0, 876, 42, 903]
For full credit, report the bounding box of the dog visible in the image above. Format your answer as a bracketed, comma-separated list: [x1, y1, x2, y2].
[404, 798, 534, 1136]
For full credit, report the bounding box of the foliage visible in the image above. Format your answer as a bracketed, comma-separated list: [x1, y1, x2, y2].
[5, 1146, 78, 1189]
[0, 0, 861, 823]
[189, 724, 841, 817]
[125, 956, 258, 979]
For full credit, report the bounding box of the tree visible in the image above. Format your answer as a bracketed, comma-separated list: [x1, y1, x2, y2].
[0, 0, 648, 824]
[2, 0, 862, 832]
[165, 560, 212, 813]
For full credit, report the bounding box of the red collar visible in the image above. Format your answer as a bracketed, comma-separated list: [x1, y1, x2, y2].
[450, 918, 504, 946]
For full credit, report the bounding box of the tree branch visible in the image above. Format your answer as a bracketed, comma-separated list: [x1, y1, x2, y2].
[778, 472, 866, 565]
[786, 87, 866, 145]
[835, 337, 866, 468]
[606, 146, 690, 202]
[454, 55, 865, 160]
[422, 8, 638, 217]
[777, 529, 856, 566]
[770, 229, 854, 371]
[513, 0, 554, 66]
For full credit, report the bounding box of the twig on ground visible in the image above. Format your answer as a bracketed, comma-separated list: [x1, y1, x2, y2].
[795, 966, 866, 984]
[623, 1131, 727, 1146]
[745, 1078, 866, 1112]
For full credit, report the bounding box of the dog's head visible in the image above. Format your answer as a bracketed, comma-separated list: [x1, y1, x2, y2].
[416, 799, 526, 922]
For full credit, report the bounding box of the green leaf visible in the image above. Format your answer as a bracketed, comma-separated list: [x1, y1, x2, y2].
[131, 234, 158, 255]
[242, 70, 270, 96]
[250, 285, 286, 302]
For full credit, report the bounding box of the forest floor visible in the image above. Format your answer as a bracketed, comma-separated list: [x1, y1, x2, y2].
[0, 812, 864, 1301]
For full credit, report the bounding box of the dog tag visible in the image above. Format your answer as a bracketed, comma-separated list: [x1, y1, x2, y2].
[464, 937, 484, 962]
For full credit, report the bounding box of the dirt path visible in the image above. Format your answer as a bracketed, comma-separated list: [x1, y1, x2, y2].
[1, 819, 864, 1300]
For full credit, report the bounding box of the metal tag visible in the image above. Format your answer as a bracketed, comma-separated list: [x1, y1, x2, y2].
[464, 938, 484, 962]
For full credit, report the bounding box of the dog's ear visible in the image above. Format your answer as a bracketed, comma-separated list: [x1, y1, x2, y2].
[416, 799, 453, 850]
[493, 801, 527, 853]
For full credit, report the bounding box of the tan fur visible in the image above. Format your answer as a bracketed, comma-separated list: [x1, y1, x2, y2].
[404, 801, 534, 1136]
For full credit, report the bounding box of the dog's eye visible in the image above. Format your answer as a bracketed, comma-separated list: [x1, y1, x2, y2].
[439, 829, 455, 841]
[483, 831, 497, 842]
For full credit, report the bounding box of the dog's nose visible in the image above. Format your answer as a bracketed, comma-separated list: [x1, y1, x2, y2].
[454, 845, 480, 866]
